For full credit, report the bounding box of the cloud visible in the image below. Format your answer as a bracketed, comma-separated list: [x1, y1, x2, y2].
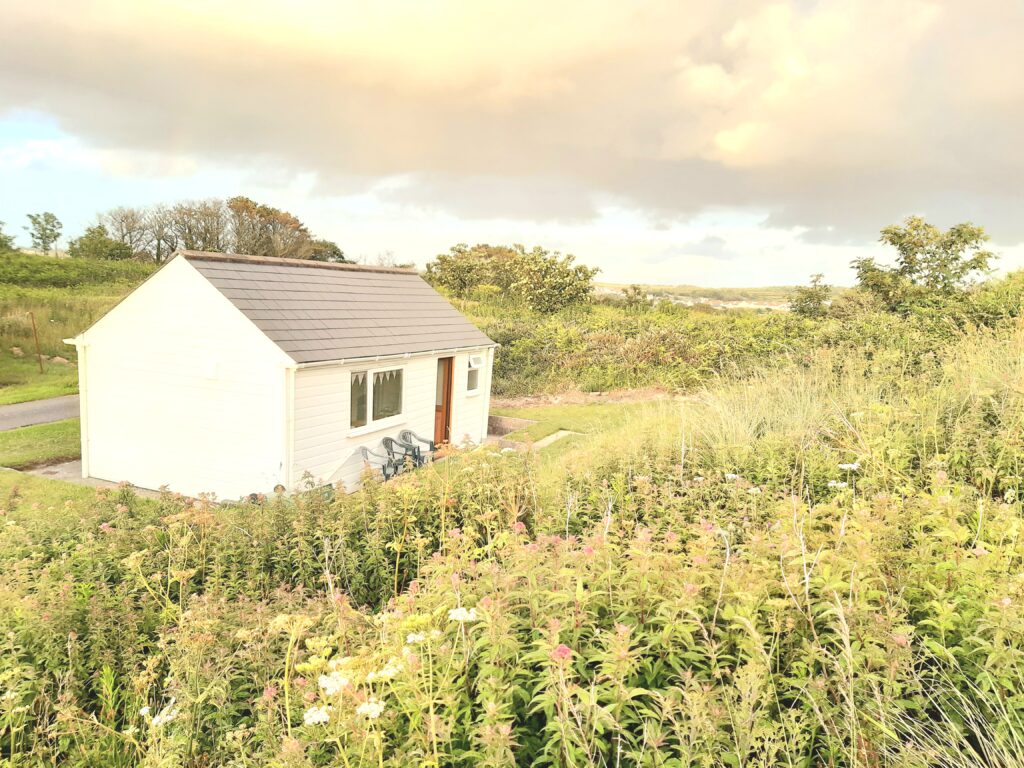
[1, 0, 1024, 245]
[655, 235, 738, 262]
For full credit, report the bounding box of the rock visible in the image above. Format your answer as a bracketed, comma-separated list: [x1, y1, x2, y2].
[10, 347, 23, 357]
[50, 356, 70, 365]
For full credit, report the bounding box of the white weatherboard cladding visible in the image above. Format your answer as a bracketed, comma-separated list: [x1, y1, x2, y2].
[291, 348, 494, 491]
[79, 258, 291, 498]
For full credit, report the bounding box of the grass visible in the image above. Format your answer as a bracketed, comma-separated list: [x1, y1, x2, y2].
[0, 417, 80, 469]
[0, 467, 98, 512]
[492, 400, 668, 442]
[0, 356, 78, 404]
[0, 281, 132, 403]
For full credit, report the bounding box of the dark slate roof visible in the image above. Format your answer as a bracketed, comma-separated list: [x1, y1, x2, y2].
[180, 251, 495, 364]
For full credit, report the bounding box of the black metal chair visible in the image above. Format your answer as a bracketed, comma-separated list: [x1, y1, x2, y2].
[382, 437, 418, 470]
[399, 430, 436, 464]
[360, 445, 401, 481]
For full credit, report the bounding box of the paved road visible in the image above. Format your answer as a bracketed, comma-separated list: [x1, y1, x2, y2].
[0, 395, 80, 431]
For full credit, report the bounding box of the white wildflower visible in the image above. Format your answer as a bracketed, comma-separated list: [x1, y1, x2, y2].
[356, 697, 386, 720]
[724, 473, 739, 481]
[694, 476, 705, 483]
[366, 657, 402, 683]
[827, 480, 849, 489]
[448, 606, 479, 623]
[838, 462, 860, 472]
[139, 705, 151, 717]
[318, 671, 349, 696]
[406, 631, 427, 645]
[746, 487, 762, 495]
[327, 656, 354, 672]
[303, 705, 331, 726]
[150, 698, 179, 729]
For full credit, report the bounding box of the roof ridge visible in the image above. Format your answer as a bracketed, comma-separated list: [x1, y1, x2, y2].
[177, 249, 418, 276]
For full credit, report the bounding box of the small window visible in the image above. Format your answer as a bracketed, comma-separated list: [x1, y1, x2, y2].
[467, 354, 484, 393]
[372, 369, 403, 420]
[350, 371, 368, 428]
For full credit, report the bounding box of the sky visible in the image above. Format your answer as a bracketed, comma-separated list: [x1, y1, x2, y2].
[1, 0, 1023, 286]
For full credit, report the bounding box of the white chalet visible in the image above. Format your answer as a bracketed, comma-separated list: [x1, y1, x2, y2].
[66, 251, 496, 498]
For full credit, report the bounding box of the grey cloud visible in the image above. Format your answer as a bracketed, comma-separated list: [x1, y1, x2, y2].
[2, 1, 1024, 241]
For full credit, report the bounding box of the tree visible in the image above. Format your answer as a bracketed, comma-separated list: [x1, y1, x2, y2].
[512, 247, 598, 313]
[227, 196, 312, 259]
[309, 239, 350, 263]
[103, 206, 151, 257]
[424, 244, 493, 297]
[425, 243, 598, 312]
[0, 220, 15, 252]
[67, 224, 133, 260]
[25, 212, 62, 255]
[853, 216, 995, 312]
[170, 199, 229, 252]
[146, 204, 179, 263]
[790, 273, 831, 318]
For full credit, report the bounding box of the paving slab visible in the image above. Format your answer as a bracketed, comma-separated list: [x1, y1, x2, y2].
[21, 460, 162, 498]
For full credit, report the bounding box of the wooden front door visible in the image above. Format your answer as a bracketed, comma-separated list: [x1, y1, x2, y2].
[434, 357, 453, 445]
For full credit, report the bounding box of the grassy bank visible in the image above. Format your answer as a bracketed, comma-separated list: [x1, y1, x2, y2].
[0, 253, 148, 403]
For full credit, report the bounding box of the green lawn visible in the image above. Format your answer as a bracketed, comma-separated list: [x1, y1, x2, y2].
[0, 355, 78, 404]
[0, 417, 81, 469]
[492, 400, 662, 443]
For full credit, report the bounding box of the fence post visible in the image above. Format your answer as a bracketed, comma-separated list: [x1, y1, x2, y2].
[28, 311, 44, 374]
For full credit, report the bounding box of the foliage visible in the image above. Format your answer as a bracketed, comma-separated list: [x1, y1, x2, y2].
[621, 284, 654, 311]
[24, 212, 62, 254]
[6, 321, 1024, 764]
[227, 195, 313, 259]
[0, 220, 15, 252]
[309, 238, 350, 263]
[789, 272, 831, 318]
[426, 243, 598, 313]
[58, 198, 344, 263]
[0, 251, 155, 288]
[67, 223, 134, 261]
[854, 216, 995, 312]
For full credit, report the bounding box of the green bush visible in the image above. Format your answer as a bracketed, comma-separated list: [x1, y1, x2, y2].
[0, 251, 156, 288]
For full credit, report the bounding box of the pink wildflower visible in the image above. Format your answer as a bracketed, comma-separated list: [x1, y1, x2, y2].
[551, 644, 573, 662]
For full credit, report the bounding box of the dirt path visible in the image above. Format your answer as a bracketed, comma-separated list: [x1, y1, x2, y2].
[492, 386, 672, 409]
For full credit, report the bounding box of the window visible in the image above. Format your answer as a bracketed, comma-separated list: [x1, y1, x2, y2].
[351, 368, 404, 430]
[350, 372, 368, 428]
[467, 354, 484, 394]
[372, 368, 403, 420]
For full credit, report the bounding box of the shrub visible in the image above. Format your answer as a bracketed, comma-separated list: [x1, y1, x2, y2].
[0, 251, 156, 288]
[426, 243, 598, 313]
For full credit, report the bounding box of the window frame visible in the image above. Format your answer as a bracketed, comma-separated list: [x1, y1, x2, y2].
[348, 364, 407, 436]
[466, 354, 484, 396]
